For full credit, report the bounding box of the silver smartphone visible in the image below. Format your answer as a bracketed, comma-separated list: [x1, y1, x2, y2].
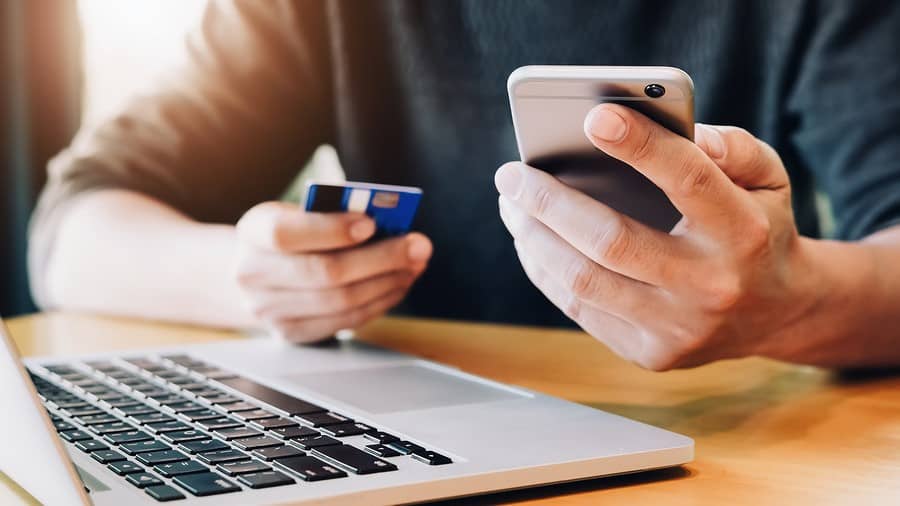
[508, 65, 694, 231]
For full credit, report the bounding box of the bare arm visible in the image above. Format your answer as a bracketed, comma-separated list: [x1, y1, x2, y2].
[45, 190, 251, 328]
[44, 188, 432, 341]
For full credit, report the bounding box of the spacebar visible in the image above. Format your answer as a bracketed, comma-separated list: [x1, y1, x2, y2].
[217, 377, 325, 415]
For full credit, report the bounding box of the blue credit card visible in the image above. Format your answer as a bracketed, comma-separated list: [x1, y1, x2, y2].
[304, 181, 423, 237]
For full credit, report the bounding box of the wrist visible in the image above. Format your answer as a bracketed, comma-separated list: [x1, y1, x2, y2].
[760, 236, 878, 365]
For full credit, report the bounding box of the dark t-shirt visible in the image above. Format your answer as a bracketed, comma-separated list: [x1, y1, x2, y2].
[30, 0, 900, 326]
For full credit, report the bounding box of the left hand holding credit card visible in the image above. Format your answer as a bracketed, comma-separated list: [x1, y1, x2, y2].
[232, 198, 431, 344]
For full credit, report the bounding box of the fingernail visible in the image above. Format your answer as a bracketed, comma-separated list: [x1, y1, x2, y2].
[407, 236, 432, 262]
[495, 164, 523, 199]
[350, 218, 375, 240]
[698, 124, 726, 160]
[586, 107, 627, 142]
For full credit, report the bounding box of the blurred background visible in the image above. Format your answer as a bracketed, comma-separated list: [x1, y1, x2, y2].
[1, 0, 207, 317]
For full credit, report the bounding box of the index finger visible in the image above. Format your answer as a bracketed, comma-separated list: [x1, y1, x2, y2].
[237, 201, 375, 253]
[584, 103, 750, 231]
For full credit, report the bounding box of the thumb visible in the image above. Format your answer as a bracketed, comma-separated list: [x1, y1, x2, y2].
[237, 201, 375, 253]
[694, 124, 790, 191]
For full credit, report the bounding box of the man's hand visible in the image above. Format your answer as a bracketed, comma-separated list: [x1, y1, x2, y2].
[234, 202, 432, 343]
[495, 103, 824, 370]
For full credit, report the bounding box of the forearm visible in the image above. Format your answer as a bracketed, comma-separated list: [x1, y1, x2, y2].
[44, 189, 254, 329]
[764, 227, 900, 367]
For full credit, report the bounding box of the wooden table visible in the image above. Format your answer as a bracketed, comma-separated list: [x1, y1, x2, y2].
[4, 312, 900, 505]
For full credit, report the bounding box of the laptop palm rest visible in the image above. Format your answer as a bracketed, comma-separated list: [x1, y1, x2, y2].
[281, 364, 527, 415]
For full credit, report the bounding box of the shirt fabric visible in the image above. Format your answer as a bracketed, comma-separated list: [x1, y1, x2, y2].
[29, 0, 900, 327]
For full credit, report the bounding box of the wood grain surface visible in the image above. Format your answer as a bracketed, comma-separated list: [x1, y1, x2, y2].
[4, 311, 900, 505]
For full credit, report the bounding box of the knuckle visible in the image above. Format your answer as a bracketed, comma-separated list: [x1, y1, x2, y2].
[319, 255, 343, 283]
[531, 184, 554, 218]
[740, 212, 773, 255]
[677, 159, 715, 199]
[562, 258, 596, 298]
[631, 126, 656, 164]
[327, 287, 354, 310]
[701, 273, 743, 313]
[560, 293, 583, 320]
[590, 216, 631, 265]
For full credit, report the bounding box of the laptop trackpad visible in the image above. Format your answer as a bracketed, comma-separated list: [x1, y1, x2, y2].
[282, 364, 526, 415]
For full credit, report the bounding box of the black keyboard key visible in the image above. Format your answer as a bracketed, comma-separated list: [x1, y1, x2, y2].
[223, 401, 259, 412]
[149, 394, 189, 406]
[167, 376, 196, 386]
[232, 436, 282, 451]
[204, 370, 239, 381]
[133, 412, 176, 425]
[46, 364, 78, 375]
[294, 412, 350, 427]
[321, 422, 369, 438]
[161, 430, 209, 444]
[121, 440, 172, 455]
[364, 444, 402, 458]
[203, 394, 241, 405]
[145, 484, 185, 501]
[292, 434, 341, 450]
[75, 439, 109, 453]
[196, 418, 242, 431]
[312, 444, 398, 474]
[75, 413, 118, 425]
[214, 427, 261, 440]
[53, 400, 89, 410]
[118, 404, 157, 416]
[91, 449, 126, 464]
[364, 431, 399, 444]
[91, 422, 137, 435]
[275, 456, 347, 482]
[172, 472, 240, 496]
[125, 357, 166, 372]
[60, 430, 92, 442]
[108, 460, 145, 475]
[196, 448, 249, 465]
[126, 472, 163, 488]
[85, 361, 119, 372]
[105, 398, 141, 408]
[146, 420, 191, 433]
[180, 438, 229, 454]
[183, 410, 222, 422]
[64, 407, 104, 417]
[183, 387, 224, 398]
[270, 425, 319, 440]
[136, 388, 172, 399]
[233, 409, 278, 422]
[236, 470, 295, 489]
[387, 440, 426, 455]
[252, 445, 304, 461]
[411, 450, 452, 466]
[53, 420, 77, 432]
[250, 417, 298, 431]
[136, 450, 190, 466]
[166, 402, 206, 414]
[217, 377, 325, 415]
[155, 460, 209, 478]
[218, 460, 271, 476]
[104, 430, 153, 445]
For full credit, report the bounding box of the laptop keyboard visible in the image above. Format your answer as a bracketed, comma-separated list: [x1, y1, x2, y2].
[27, 354, 451, 502]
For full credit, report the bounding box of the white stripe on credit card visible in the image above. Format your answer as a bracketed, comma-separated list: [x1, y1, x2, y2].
[347, 188, 371, 212]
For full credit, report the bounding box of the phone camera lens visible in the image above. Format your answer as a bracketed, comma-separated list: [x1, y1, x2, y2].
[644, 83, 666, 98]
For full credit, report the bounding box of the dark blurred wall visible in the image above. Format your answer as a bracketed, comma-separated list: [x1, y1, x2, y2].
[1, 0, 82, 317]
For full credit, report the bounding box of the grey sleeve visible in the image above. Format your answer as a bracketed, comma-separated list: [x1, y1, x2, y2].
[787, 0, 900, 240]
[28, 0, 333, 307]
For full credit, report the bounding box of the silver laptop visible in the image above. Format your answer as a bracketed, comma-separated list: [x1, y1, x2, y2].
[0, 315, 692, 505]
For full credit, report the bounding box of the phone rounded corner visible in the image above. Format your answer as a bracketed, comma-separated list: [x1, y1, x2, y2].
[664, 66, 695, 93]
[507, 65, 537, 95]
